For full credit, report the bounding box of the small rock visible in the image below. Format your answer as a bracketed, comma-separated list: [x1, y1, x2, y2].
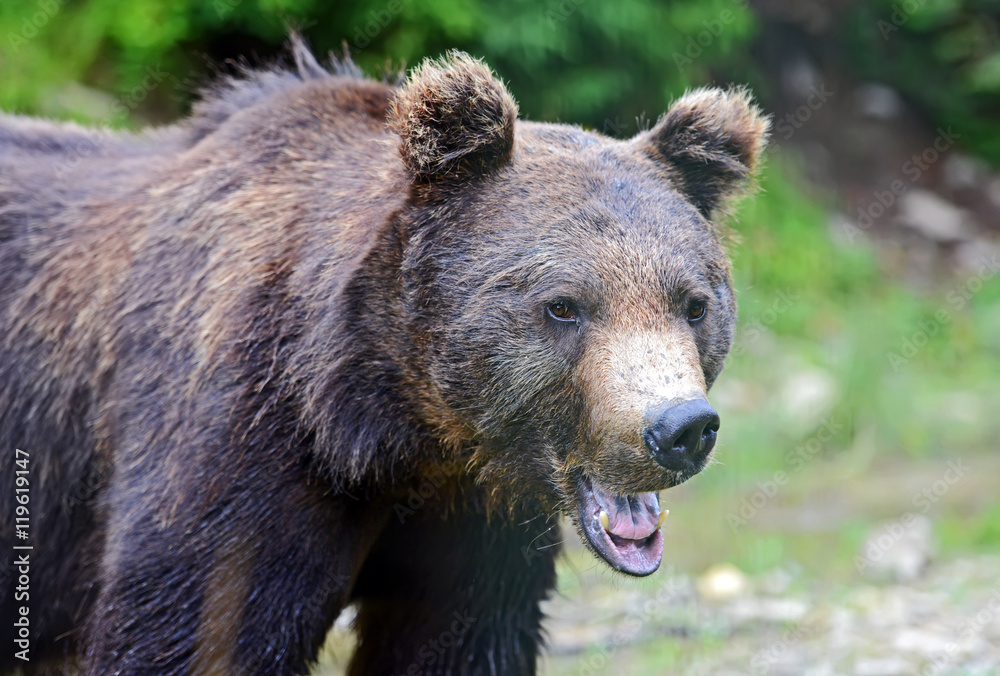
[697, 563, 748, 601]
[857, 514, 934, 582]
[759, 566, 795, 595]
[896, 190, 973, 243]
[782, 57, 823, 99]
[779, 368, 837, 426]
[853, 656, 914, 676]
[726, 597, 809, 623]
[803, 664, 836, 676]
[854, 83, 903, 120]
[988, 176, 1000, 209]
[892, 628, 955, 658]
[942, 153, 988, 191]
[955, 240, 1000, 276]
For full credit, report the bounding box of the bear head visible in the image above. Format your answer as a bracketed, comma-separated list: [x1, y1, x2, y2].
[388, 52, 769, 576]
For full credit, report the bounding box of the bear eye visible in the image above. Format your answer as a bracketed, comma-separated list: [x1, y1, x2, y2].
[686, 300, 707, 323]
[547, 301, 577, 323]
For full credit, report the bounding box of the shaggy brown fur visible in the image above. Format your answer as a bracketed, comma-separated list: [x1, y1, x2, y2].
[0, 39, 767, 675]
[390, 50, 518, 179]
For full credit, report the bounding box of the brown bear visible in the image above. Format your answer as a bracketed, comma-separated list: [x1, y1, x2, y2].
[0, 38, 767, 675]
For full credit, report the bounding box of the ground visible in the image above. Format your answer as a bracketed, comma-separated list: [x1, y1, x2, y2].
[541, 554, 1000, 675]
[313, 451, 1000, 676]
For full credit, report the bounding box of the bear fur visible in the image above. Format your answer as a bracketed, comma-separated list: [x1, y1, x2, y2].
[0, 39, 767, 675]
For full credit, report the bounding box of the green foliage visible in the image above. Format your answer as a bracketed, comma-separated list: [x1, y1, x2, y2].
[6, 0, 996, 167]
[0, 0, 757, 131]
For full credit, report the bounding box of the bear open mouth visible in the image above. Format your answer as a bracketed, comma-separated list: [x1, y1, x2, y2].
[575, 475, 665, 577]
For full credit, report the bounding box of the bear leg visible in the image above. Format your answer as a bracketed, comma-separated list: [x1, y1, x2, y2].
[82, 467, 390, 676]
[348, 506, 559, 676]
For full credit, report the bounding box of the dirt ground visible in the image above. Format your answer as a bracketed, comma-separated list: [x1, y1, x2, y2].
[540, 547, 1000, 676]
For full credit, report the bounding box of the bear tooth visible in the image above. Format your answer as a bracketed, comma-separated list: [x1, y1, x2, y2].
[599, 510, 610, 532]
[657, 509, 669, 529]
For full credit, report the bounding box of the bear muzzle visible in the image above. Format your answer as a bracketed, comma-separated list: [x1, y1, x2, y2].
[575, 474, 666, 576]
[571, 398, 720, 577]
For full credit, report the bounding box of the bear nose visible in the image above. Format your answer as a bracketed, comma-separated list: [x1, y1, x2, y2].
[643, 399, 720, 472]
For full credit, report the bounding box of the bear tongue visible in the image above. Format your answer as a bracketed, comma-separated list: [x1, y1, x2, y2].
[593, 485, 662, 541]
[576, 475, 665, 576]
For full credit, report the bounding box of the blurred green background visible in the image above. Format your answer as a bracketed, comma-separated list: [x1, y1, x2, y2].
[2, 0, 999, 673]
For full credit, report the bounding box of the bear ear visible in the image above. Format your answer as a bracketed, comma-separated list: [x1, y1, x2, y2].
[389, 51, 518, 182]
[635, 87, 770, 219]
